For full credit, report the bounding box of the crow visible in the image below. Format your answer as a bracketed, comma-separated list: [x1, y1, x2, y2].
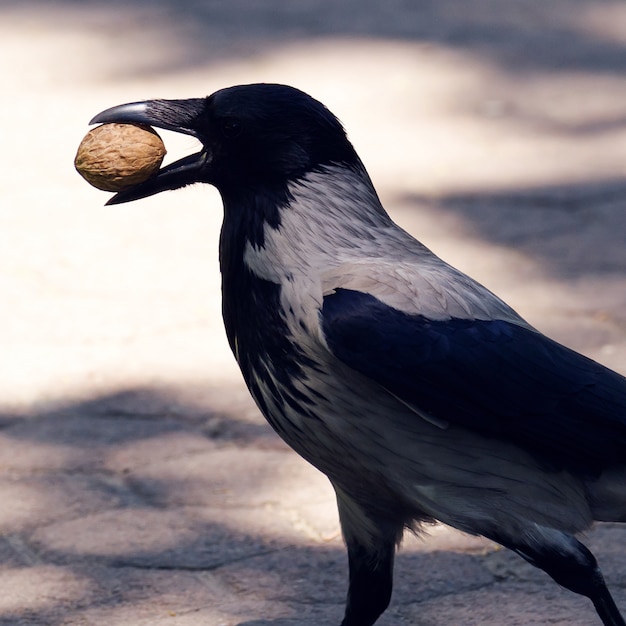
[91, 83, 626, 626]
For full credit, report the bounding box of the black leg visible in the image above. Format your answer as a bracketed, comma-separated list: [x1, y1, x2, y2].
[592, 586, 626, 626]
[341, 538, 395, 626]
[500, 530, 625, 626]
[334, 486, 403, 626]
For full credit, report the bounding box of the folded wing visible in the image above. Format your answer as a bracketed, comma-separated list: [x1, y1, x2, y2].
[321, 287, 626, 476]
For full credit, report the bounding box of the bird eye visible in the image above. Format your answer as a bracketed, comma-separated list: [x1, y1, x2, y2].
[221, 118, 243, 138]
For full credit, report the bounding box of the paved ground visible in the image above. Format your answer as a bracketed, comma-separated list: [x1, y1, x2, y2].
[1, 1, 626, 624]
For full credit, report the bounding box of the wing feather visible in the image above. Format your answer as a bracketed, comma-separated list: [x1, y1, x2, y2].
[320, 288, 626, 475]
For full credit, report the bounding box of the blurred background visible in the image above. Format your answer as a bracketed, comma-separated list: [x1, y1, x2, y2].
[2, 0, 625, 413]
[1, 1, 626, 624]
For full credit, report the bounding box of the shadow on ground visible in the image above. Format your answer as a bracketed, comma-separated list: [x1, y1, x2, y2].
[0, 387, 624, 624]
[0, 388, 495, 625]
[3, 0, 626, 79]
[393, 176, 626, 282]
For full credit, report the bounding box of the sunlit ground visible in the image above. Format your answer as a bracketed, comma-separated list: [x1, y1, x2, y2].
[1, 0, 625, 411]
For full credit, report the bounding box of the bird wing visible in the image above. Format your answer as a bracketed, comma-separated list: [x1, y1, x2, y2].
[319, 275, 626, 475]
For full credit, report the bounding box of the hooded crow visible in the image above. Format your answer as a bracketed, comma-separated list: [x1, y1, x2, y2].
[91, 83, 626, 626]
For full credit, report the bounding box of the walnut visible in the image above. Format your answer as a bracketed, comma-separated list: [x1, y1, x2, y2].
[74, 123, 166, 192]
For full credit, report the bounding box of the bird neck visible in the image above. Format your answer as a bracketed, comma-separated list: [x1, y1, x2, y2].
[239, 163, 394, 280]
[217, 162, 393, 369]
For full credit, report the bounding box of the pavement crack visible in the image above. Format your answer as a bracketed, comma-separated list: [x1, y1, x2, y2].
[107, 546, 286, 572]
[2, 534, 43, 566]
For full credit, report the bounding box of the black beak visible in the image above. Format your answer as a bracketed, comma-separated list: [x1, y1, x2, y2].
[89, 98, 209, 205]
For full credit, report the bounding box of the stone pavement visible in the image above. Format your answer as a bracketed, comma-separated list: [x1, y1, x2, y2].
[1, 1, 626, 624]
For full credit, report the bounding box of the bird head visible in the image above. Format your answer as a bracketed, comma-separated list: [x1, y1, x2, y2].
[90, 83, 359, 205]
